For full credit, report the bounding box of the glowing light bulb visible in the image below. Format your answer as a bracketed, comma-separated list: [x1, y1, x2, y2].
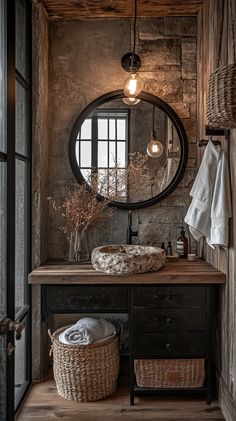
[122, 97, 140, 105]
[147, 139, 164, 158]
[124, 72, 143, 98]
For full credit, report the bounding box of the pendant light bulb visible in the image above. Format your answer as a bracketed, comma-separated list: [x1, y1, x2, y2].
[122, 97, 140, 105]
[124, 72, 143, 98]
[147, 139, 164, 158]
[147, 105, 164, 158]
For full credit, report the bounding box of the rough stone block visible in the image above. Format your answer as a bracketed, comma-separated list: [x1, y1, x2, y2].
[140, 39, 181, 66]
[164, 17, 197, 37]
[183, 79, 197, 93]
[138, 222, 174, 247]
[183, 93, 197, 104]
[168, 187, 191, 197]
[160, 194, 191, 208]
[88, 211, 128, 252]
[141, 69, 181, 81]
[179, 168, 196, 188]
[138, 206, 183, 224]
[144, 79, 183, 102]
[188, 143, 197, 158]
[182, 118, 197, 141]
[169, 102, 190, 118]
[181, 41, 197, 62]
[139, 18, 164, 40]
[187, 157, 197, 168]
[190, 101, 197, 117]
[182, 63, 197, 80]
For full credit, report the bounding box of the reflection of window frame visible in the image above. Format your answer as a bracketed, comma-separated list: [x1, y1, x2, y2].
[77, 109, 129, 197]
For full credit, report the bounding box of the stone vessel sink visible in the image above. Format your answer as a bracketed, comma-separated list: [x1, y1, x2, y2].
[91, 245, 166, 275]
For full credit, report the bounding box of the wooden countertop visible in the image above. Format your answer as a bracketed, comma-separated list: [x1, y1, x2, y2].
[28, 259, 226, 285]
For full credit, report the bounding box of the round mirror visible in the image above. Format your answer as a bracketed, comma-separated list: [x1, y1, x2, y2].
[69, 90, 188, 209]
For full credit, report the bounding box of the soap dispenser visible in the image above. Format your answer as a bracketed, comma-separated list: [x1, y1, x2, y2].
[166, 241, 173, 256]
[176, 226, 188, 258]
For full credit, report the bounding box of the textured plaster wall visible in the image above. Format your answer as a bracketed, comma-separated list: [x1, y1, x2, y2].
[48, 17, 197, 259]
[32, 3, 49, 267]
[31, 2, 50, 379]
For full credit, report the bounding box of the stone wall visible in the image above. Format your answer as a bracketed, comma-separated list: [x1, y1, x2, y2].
[47, 16, 197, 259]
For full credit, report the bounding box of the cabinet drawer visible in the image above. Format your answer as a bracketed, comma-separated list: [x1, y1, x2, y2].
[133, 308, 206, 332]
[45, 285, 128, 312]
[133, 286, 206, 308]
[133, 333, 206, 358]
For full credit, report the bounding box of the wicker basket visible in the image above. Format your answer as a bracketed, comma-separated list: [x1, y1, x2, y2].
[134, 359, 205, 388]
[206, 63, 236, 128]
[48, 326, 120, 402]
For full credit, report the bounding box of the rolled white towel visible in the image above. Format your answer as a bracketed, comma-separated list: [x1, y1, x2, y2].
[59, 317, 116, 345]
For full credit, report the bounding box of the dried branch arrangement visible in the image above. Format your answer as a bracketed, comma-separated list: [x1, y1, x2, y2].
[48, 181, 112, 262]
[48, 152, 152, 261]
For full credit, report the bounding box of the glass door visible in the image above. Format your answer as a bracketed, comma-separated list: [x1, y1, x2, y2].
[0, 3, 13, 420]
[15, 0, 31, 408]
[0, 149, 9, 417]
[0, 1, 31, 419]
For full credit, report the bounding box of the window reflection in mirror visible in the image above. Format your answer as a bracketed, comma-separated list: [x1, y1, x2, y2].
[76, 109, 129, 198]
[75, 99, 181, 204]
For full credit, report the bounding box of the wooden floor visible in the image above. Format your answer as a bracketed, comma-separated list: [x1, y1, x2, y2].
[17, 371, 225, 421]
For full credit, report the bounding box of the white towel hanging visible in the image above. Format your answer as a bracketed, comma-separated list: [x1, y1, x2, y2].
[184, 140, 231, 249]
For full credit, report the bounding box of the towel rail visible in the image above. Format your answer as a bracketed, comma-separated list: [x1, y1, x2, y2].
[197, 125, 230, 147]
[197, 139, 221, 147]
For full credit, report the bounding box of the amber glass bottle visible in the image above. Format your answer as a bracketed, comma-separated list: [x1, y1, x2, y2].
[176, 227, 188, 258]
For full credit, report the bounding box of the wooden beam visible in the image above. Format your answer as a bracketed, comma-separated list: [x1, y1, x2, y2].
[40, 0, 204, 19]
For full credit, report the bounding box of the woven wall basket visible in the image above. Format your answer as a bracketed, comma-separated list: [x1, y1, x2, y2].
[48, 326, 120, 402]
[206, 0, 236, 128]
[207, 62, 236, 128]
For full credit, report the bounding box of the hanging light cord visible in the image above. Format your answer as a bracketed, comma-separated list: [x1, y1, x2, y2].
[130, 0, 137, 69]
[133, 0, 137, 54]
[152, 105, 155, 136]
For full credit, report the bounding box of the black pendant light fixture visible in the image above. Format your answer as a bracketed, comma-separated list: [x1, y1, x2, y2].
[121, 0, 143, 104]
[146, 106, 164, 158]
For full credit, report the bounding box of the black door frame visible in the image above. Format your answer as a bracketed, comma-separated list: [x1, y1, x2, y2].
[6, 1, 16, 419]
[4, 0, 32, 418]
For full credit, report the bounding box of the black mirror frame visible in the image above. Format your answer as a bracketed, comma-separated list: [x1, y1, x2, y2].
[68, 90, 188, 210]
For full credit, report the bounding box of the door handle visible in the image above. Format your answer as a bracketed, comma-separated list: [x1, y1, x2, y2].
[0, 318, 25, 340]
[9, 320, 25, 340]
[7, 342, 15, 357]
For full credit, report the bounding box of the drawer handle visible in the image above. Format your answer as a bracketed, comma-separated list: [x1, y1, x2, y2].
[166, 343, 171, 349]
[166, 294, 172, 301]
[166, 318, 171, 324]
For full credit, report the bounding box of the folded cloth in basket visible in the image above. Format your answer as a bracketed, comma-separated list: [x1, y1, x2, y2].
[58, 317, 116, 345]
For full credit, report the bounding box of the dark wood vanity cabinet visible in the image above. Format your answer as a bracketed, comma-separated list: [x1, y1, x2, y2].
[45, 285, 128, 312]
[43, 282, 215, 405]
[29, 260, 224, 405]
[130, 284, 215, 404]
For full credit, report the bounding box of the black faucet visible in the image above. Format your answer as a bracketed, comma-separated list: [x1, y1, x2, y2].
[127, 210, 138, 245]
